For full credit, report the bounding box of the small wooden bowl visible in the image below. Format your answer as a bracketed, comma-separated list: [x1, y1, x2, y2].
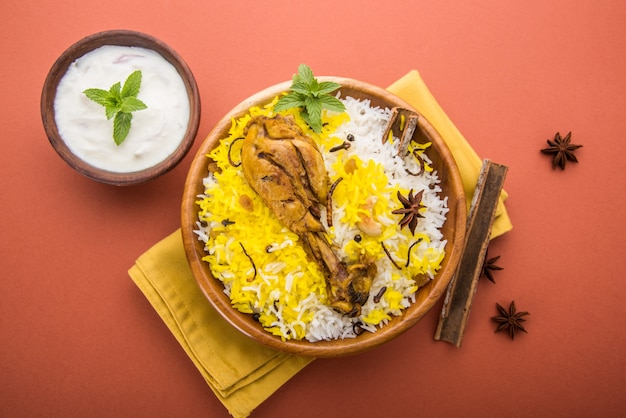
[41, 30, 201, 186]
[181, 78, 466, 357]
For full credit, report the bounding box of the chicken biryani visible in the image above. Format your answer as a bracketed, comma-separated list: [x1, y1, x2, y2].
[194, 84, 449, 342]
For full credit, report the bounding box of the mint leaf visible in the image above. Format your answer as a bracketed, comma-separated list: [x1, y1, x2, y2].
[83, 88, 112, 107]
[317, 81, 342, 95]
[121, 70, 142, 98]
[120, 96, 147, 113]
[113, 112, 132, 145]
[296, 64, 315, 85]
[275, 64, 345, 133]
[290, 81, 313, 96]
[83, 71, 147, 145]
[109, 82, 122, 99]
[304, 96, 322, 132]
[319, 94, 346, 113]
[105, 104, 120, 120]
[274, 93, 306, 112]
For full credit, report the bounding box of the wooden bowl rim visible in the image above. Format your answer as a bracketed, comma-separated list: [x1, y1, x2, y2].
[40, 29, 201, 186]
[181, 77, 466, 357]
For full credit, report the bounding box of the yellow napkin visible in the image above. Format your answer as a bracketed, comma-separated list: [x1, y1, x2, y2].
[388, 70, 512, 238]
[128, 70, 512, 418]
[129, 230, 313, 418]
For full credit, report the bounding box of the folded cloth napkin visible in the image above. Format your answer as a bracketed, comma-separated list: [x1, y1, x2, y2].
[129, 230, 313, 418]
[128, 69, 512, 418]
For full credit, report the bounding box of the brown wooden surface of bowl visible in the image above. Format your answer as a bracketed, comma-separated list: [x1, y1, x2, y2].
[41, 30, 201, 186]
[181, 78, 466, 357]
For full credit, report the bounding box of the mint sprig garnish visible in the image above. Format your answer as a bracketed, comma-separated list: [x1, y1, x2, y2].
[83, 70, 147, 145]
[274, 64, 345, 133]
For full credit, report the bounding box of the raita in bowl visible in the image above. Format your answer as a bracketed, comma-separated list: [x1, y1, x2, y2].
[41, 30, 200, 185]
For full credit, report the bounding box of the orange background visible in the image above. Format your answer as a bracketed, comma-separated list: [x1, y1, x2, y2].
[2, 1, 625, 417]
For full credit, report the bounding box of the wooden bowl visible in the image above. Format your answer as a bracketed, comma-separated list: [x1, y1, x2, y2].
[181, 78, 466, 357]
[40, 30, 200, 186]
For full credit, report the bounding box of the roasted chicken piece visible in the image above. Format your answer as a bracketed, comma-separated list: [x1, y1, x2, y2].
[241, 114, 376, 316]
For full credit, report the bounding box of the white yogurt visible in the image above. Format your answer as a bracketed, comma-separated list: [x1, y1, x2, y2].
[54, 45, 190, 173]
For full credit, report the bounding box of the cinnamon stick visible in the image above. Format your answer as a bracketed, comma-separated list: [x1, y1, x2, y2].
[434, 159, 508, 347]
[382, 107, 419, 158]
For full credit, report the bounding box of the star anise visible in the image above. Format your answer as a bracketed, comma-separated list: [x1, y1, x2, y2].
[540, 131, 582, 170]
[392, 189, 425, 235]
[481, 253, 503, 283]
[491, 301, 529, 340]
